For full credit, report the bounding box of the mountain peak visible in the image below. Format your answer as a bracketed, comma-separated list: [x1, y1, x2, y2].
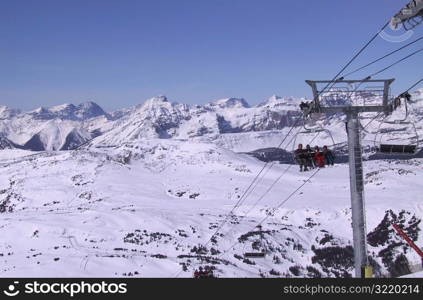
[0, 105, 20, 119]
[27, 101, 107, 121]
[257, 95, 301, 109]
[50, 103, 75, 110]
[146, 95, 169, 103]
[266, 94, 283, 103]
[138, 95, 171, 110]
[28, 107, 52, 119]
[75, 101, 107, 120]
[32, 107, 48, 113]
[208, 97, 250, 109]
[77, 101, 100, 109]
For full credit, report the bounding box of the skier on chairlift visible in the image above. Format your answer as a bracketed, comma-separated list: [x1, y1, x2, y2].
[400, 91, 412, 102]
[299, 101, 309, 111]
[314, 146, 326, 168]
[305, 144, 315, 169]
[294, 144, 308, 172]
[300, 101, 312, 117]
[322, 145, 335, 166]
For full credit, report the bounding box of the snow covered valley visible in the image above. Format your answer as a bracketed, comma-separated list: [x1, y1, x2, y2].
[0, 139, 421, 278]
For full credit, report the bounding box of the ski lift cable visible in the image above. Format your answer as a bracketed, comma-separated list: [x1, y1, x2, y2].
[174, 127, 301, 278]
[213, 128, 323, 248]
[176, 110, 345, 279]
[362, 77, 422, 129]
[210, 168, 322, 266]
[352, 75, 423, 135]
[369, 47, 423, 77]
[242, 164, 294, 218]
[225, 128, 306, 229]
[245, 168, 321, 235]
[360, 77, 422, 133]
[236, 127, 302, 208]
[204, 104, 324, 250]
[342, 36, 423, 78]
[181, 128, 347, 280]
[361, 112, 384, 132]
[325, 4, 421, 91]
[176, 15, 393, 278]
[315, 19, 395, 107]
[176, 17, 411, 281]
[240, 132, 311, 218]
[320, 21, 390, 95]
[174, 129, 324, 278]
[371, 79, 423, 154]
[202, 72, 369, 258]
[194, 127, 303, 256]
[237, 127, 303, 206]
[182, 14, 416, 279]
[357, 76, 423, 153]
[174, 167, 322, 278]
[241, 161, 276, 202]
[308, 11, 407, 115]
[404, 77, 423, 92]
[202, 118, 302, 248]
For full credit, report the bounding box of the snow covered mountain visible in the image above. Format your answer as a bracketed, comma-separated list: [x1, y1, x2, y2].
[89, 95, 303, 147]
[0, 106, 21, 120]
[0, 88, 422, 154]
[0, 90, 421, 278]
[0, 101, 111, 151]
[29, 101, 109, 121]
[1, 96, 296, 150]
[22, 122, 92, 151]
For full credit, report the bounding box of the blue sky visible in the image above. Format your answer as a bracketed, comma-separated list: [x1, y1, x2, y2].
[0, 0, 421, 111]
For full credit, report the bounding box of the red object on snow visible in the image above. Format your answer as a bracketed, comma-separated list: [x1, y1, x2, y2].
[392, 223, 423, 259]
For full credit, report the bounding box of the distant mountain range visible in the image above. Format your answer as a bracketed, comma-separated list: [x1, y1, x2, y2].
[0, 89, 421, 151]
[0, 95, 306, 151]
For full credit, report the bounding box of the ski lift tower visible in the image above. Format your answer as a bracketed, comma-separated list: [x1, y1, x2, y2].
[305, 79, 395, 278]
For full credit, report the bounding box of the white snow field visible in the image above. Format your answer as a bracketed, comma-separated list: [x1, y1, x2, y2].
[0, 138, 421, 278]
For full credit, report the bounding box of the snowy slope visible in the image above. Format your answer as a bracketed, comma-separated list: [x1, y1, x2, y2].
[0, 139, 421, 278]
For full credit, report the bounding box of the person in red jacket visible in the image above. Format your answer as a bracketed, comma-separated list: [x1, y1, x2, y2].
[314, 146, 326, 168]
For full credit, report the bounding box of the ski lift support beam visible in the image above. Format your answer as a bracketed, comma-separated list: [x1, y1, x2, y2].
[305, 79, 395, 278]
[306, 79, 395, 115]
[392, 223, 423, 260]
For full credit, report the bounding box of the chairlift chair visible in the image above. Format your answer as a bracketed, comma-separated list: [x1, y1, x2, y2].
[301, 115, 326, 134]
[293, 121, 336, 151]
[375, 122, 419, 154]
[243, 225, 267, 258]
[379, 144, 417, 154]
[244, 251, 266, 258]
[374, 96, 420, 155]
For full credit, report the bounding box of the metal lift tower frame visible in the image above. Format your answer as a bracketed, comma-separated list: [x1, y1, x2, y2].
[305, 79, 395, 278]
